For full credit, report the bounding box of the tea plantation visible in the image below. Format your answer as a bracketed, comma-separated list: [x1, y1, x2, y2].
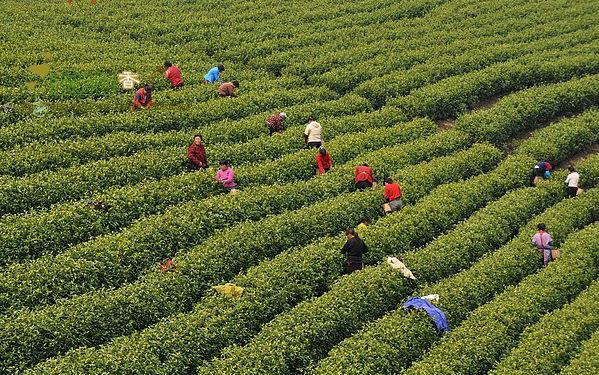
[1, 0, 599, 374]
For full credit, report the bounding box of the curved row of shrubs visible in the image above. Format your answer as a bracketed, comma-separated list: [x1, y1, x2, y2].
[0, 94, 371, 177]
[0, 143, 500, 372]
[403, 219, 599, 375]
[312, 180, 599, 375]
[0, 117, 435, 265]
[489, 278, 599, 375]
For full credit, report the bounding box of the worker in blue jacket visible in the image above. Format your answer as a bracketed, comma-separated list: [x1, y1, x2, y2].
[204, 65, 225, 84]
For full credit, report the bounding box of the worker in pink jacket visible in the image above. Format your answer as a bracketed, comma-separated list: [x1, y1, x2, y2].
[215, 159, 237, 192]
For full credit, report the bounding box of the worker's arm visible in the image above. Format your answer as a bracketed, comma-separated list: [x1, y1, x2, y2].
[223, 169, 235, 184]
[340, 241, 350, 255]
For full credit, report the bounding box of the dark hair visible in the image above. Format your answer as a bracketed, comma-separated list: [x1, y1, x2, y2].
[307, 116, 314, 122]
[568, 165, 576, 172]
[144, 84, 153, 92]
[193, 134, 203, 141]
[319, 146, 327, 155]
[218, 64, 225, 72]
[362, 163, 369, 167]
[537, 223, 546, 231]
[219, 159, 230, 166]
[345, 228, 357, 237]
[164, 60, 172, 67]
[384, 177, 393, 184]
[360, 217, 370, 225]
[232, 80, 239, 88]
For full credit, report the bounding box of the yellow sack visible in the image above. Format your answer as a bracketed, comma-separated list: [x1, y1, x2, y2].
[212, 283, 245, 297]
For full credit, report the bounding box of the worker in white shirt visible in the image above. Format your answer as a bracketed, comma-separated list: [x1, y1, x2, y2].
[565, 165, 580, 198]
[304, 116, 323, 148]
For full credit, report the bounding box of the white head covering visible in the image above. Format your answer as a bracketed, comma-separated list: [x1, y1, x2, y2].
[279, 112, 287, 119]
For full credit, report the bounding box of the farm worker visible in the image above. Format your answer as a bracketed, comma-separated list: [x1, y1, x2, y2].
[215, 159, 237, 192]
[341, 228, 368, 274]
[304, 116, 323, 148]
[131, 84, 154, 111]
[356, 217, 370, 234]
[204, 64, 225, 84]
[355, 163, 375, 191]
[164, 60, 184, 89]
[383, 177, 403, 213]
[565, 165, 580, 198]
[266, 112, 287, 136]
[218, 80, 239, 97]
[316, 146, 332, 175]
[532, 223, 554, 266]
[534, 160, 553, 177]
[187, 134, 208, 171]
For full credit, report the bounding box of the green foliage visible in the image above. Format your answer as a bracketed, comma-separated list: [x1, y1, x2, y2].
[560, 328, 599, 375]
[19, 143, 499, 374]
[490, 279, 599, 375]
[403, 220, 599, 375]
[313, 176, 599, 375]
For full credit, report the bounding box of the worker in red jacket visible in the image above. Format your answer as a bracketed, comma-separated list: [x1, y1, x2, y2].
[316, 146, 332, 175]
[355, 163, 375, 191]
[383, 177, 403, 213]
[164, 60, 184, 89]
[266, 112, 287, 135]
[131, 84, 154, 111]
[218, 80, 239, 97]
[187, 134, 208, 171]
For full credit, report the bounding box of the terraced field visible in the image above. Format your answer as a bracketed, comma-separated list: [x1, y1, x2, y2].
[1, 0, 598, 374]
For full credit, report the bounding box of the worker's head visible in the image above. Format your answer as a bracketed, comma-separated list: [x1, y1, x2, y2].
[279, 112, 287, 120]
[219, 159, 230, 170]
[537, 223, 546, 231]
[307, 116, 314, 123]
[345, 228, 357, 239]
[568, 165, 576, 172]
[362, 163, 369, 167]
[144, 84, 153, 93]
[164, 60, 173, 68]
[319, 146, 327, 156]
[232, 80, 239, 88]
[384, 177, 393, 185]
[218, 64, 225, 72]
[360, 217, 370, 225]
[193, 134, 203, 145]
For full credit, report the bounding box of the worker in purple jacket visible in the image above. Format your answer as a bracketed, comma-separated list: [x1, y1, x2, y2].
[532, 223, 553, 266]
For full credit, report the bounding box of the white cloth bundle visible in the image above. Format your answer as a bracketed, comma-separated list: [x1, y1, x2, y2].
[386, 257, 416, 279]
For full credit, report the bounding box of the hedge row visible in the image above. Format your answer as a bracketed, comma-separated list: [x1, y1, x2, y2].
[0, 117, 435, 265]
[455, 73, 599, 144]
[0, 86, 336, 149]
[312, 177, 599, 375]
[355, 23, 599, 106]
[489, 279, 599, 375]
[0, 94, 371, 177]
[403, 220, 599, 375]
[560, 327, 599, 375]
[0, 95, 374, 215]
[20, 142, 498, 374]
[194, 152, 538, 374]
[1, 143, 500, 372]
[391, 53, 599, 123]
[0, 104, 410, 261]
[284, 0, 589, 84]
[2, 74, 305, 125]
[195, 115, 599, 374]
[0, 119, 437, 308]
